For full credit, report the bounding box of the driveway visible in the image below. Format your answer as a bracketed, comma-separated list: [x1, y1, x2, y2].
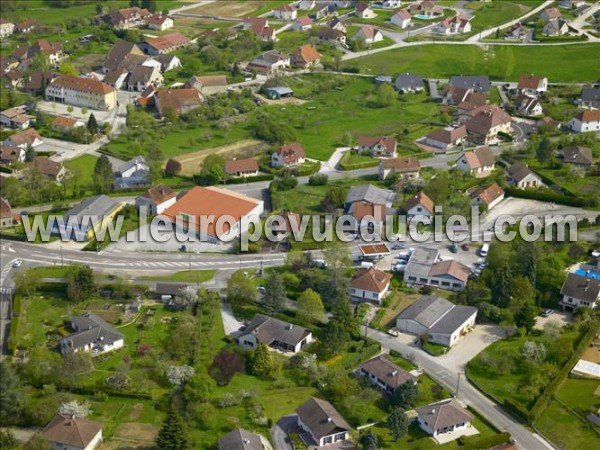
[220, 299, 244, 336]
[534, 311, 572, 331]
[436, 324, 505, 372]
[271, 415, 296, 450]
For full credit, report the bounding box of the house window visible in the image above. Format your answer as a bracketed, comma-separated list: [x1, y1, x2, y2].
[419, 278, 428, 283]
[408, 276, 416, 281]
[442, 281, 450, 286]
[372, 292, 378, 299]
[453, 283, 461, 288]
[335, 432, 346, 442]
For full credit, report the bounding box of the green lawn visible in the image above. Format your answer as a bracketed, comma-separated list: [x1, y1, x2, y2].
[64, 154, 97, 194]
[140, 269, 216, 283]
[467, 1, 545, 35]
[535, 399, 600, 450]
[344, 44, 600, 82]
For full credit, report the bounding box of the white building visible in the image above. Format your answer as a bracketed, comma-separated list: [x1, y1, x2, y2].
[559, 272, 600, 312]
[569, 110, 600, 133]
[416, 399, 474, 439]
[237, 314, 312, 353]
[60, 312, 124, 355]
[273, 4, 298, 20]
[405, 191, 434, 225]
[42, 415, 103, 450]
[136, 184, 177, 215]
[350, 267, 393, 304]
[391, 10, 412, 28]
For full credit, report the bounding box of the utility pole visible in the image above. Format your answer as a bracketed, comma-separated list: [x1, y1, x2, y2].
[455, 372, 462, 398]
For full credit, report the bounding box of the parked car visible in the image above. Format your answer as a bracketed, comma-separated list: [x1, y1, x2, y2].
[479, 243, 489, 257]
[12, 260, 22, 268]
[541, 309, 554, 318]
[392, 243, 405, 250]
[450, 243, 458, 253]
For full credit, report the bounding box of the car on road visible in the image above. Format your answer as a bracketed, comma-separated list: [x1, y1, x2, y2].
[479, 244, 489, 257]
[392, 243, 405, 250]
[12, 260, 22, 268]
[392, 263, 406, 272]
[541, 309, 554, 318]
[450, 243, 458, 253]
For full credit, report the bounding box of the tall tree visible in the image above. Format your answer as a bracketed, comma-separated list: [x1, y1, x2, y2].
[391, 381, 419, 408]
[165, 158, 182, 177]
[198, 154, 225, 185]
[387, 407, 409, 441]
[59, 62, 78, 77]
[25, 144, 36, 162]
[66, 265, 96, 302]
[87, 113, 98, 134]
[0, 363, 26, 426]
[250, 343, 272, 377]
[92, 155, 113, 193]
[156, 409, 189, 450]
[297, 288, 325, 325]
[226, 271, 256, 307]
[536, 137, 553, 166]
[361, 430, 379, 450]
[264, 270, 285, 316]
[515, 302, 537, 334]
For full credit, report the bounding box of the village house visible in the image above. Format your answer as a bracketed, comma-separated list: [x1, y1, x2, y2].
[0, 19, 15, 38]
[57, 195, 122, 241]
[147, 14, 174, 31]
[518, 74, 548, 96]
[296, 397, 351, 447]
[327, 16, 347, 32]
[103, 68, 129, 90]
[269, 211, 302, 242]
[350, 201, 387, 233]
[42, 415, 103, 450]
[21, 70, 58, 94]
[15, 19, 36, 34]
[359, 355, 417, 394]
[391, 9, 412, 28]
[274, 4, 298, 20]
[154, 88, 203, 117]
[456, 146, 495, 177]
[12, 39, 64, 68]
[51, 115, 85, 133]
[0, 105, 33, 129]
[290, 44, 321, 68]
[506, 162, 543, 189]
[225, 158, 259, 178]
[103, 40, 144, 73]
[350, 267, 393, 304]
[382, 0, 403, 7]
[357, 135, 397, 157]
[155, 54, 181, 73]
[0, 143, 25, 166]
[465, 107, 512, 145]
[162, 186, 264, 243]
[577, 86, 600, 109]
[318, 27, 347, 45]
[470, 182, 505, 212]
[569, 110, 600, 133]
[313, 3, 332, 20]
[562, 146, 593, 169]
[292, 15, 313, 32]
[143, 32, 191, 55]
[3, 127, 44, 149]
[444, 86, 487, 111]
[126, 65, 163, 92]
[186, 75, 228, 95]
[2, 70, 24, 89]
[238, 314, 312, 353]
[45, 75, 117, 110]
[396, 295, 477, 346]
[98, 6, 151, 29]
[345, 184, 395, 210]
[114, 155, 150, 189]
[61, 312, 125, 355]
[0, 197, 19, 228]
[243, 16, 277, 41]
[409, 1, 443, 18]
[403, 248, 471, 291]
[379, 156, 421, 181]
[505, 22, 527, 40]
[246, 50, 290, 75]
[416, 399, 474, 439]
[355, 2, 376, 18]
[516, 95, 543, 117]
[395, 73, 424, 93]
[543, 19, 569, 36]
[559, 271, 600, 311]
[424, 126, 468, 153]
[405, 191, 434, 224]
[435, 16, 471, 35]
[32, 157, 68, 182]
[449, 75, 491, 93]
[218, 428, 266, 450]
[298, 0, 316, 10]
[136, 184, 177, 215]
[354, 26, 383, 44]
[539, 7, 562, 23]
[272, 142, 306, 167]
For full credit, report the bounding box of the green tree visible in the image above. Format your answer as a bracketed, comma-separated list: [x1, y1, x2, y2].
[536, 137, 553, 166]
[250, 343, 272, 377]
[264, 270, 285, 316]
[361, 430, 379, 450]
[330, 297, 359, 338]
[182, 371, 217, 404]
[226, 271, 256, 307]
[66, 265, 96, 301]
[165, 158, 182, 176]
[515, 302, 537, 334]
[374, 83, 395, 108]
[198, 153, 225, 185]
[13, 267, 41, 297]
[297, 288, 325, 325]
[0, 430, 18, 449]
[87, 113, 98, 134]
[156, 409, 189, 450]
[387, 407, 409, 441]
[23, 434, 51, 450]
[391, 380, 419, 408]
[0, 363, 26, 426]
[59, 62, 78, 76]
[25, 144, 36, 162]
[322, 186, 347, 211]
[92, 154, 113, 193]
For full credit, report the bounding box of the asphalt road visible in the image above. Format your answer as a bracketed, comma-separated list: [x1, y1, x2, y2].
[365, 328, 553, 450]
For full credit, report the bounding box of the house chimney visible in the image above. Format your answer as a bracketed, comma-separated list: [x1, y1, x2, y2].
[288, 324, 293, 330]
[327, 417, 332, 422]
[391, 370, 398, 377]
[431, 409, 436, 414]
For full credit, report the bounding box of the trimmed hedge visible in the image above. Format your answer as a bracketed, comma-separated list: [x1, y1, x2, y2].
[294, 161, 321, 177]
[0, 165, 13, 173]
[504, 186, 592, 207]
[225, 174, 274, 184]
[338, 152, 379, 171]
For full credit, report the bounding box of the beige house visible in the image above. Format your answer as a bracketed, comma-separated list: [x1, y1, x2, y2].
[456, 146, 495, 177]
[379, 157, 421, 181]
[507, 163, 543, 189]
[46, 75, 117, 110]
[0, 19, 15, 38]
[465, 107, 512, 145]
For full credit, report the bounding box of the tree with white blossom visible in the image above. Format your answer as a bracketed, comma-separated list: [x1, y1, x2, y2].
[59, 400, 91, 418]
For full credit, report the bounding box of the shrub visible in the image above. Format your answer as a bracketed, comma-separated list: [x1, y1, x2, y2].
[308, 173, 329, 186]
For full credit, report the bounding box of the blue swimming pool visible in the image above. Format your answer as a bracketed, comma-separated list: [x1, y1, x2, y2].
[414, 14, 435, 20]
[575, 269, 600, 280]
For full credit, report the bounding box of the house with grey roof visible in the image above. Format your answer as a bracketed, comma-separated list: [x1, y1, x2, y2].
[416, 398, 474, 439]
[237, 314, 312, 353]
[562, 146, 593, 169]
[57, 195, 122, 241]
[577, 86, 600, 109]
[559, 271, 600, 312]
[60, 312, 124, 355]
[395, 73, 425, 93]
[396, 295, 477, 347]
[218, 428, 266, 450]
[359, 355, 417, 394]
[296, 397, 351, 447]
[114, 155, 151, 189]
[506, 163, 543, 189]
[345, 184, 395, 211]
[449, 76, 491, 93]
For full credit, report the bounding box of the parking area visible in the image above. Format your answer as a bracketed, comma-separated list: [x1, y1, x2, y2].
[534, 310, 573, 331]
[437, 324, 505, 371]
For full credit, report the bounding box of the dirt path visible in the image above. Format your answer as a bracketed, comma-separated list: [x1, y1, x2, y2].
[174, 139, 269, 176]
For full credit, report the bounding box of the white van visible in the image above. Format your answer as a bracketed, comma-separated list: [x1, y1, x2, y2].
[479, 244, 489, 257]
[360, 261, 374, 269]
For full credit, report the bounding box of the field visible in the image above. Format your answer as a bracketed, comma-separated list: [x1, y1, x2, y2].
[140, 269, 215, 283]
[344, 44, 600, 82]
[466, 1, 545, 35]
[186, 0, 288, 18]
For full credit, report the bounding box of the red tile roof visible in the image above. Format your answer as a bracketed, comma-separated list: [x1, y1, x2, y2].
[276, 143, 306, 164]
[518, 74, 545, 90]
[225, 158, 259, 175]
[471, 182, 504, 206]
[291, 44, 321, 64]
[405, 191, 434, 214]
[351, 267, 392, 293]
[145, 32, 189, 51]
[49, 75, 115, 95]
[358, 136, 396, 152]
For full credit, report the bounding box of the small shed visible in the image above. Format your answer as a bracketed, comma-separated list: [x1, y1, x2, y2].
[375, 75, 393, 85]
[264, 86, 294, 100]
[154, 282, 189, 300]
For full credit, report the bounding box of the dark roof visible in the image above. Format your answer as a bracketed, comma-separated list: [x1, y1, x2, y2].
[561, 272, 600, 303]
[346, 184, 395, 206]
[155, 282, 190, 296]
[381, 157, 421, 173]
[32, 157, 63, 178]
[128, 65, 157, 85]
[563, 146, 593, 165]
[507, 162, 539, 183]
[64, 195, 119, 222]
[218, 428, 263, 450]
[63, 312, 124, 351]
[105, 40, 143, 71]
[580, 86, 600, 103]
[360, 355, 415, 389]
[242, 314, 311, 347]
[416, 399, 473, 431]
[225, 158, 259, 174]
[397, 295, 477, 333]
[395, 73, 424, 91]
[449, 75, 491, 93]
[296, 397, 351, 440]
[42, 415, 103, 447]
[155, 89, 203, 115]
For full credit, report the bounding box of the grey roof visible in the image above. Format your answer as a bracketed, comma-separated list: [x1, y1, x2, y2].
[405, 248, 439, 278]
[395, 73, 424, 91]
[507, 162, 539, 183]
[416, 399, 473, 431]
[155, 282, 189, 296]
[346, 184, 395, 207]
[242, 314, 311, 347]
[360, 355, 415, 389]
[561, 272, 600, 303]
[128, 65, 155, 85]
[296, 397, 351, 440]
[397, 295, 477, 334]
[375, 75, 393, 83]
[116, 155, 148, 175]
[563, 146, 593, 165]
[265, 86, 294, 96]
[218, 428, 264, 450]
[449, 76, 491, 93]
[64, 195, 119, 222]
[62, 312, 123, 351]
[581, 86, 600, 103]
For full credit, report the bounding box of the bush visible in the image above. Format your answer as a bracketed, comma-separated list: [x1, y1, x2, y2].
[308, 173, 328, 186]
[225, 174, 274, 184]
[271, 176, 298, 192]
[0, 165, 13, 173]
[294, 161, 320, 177]
[504, 187, 592, 207]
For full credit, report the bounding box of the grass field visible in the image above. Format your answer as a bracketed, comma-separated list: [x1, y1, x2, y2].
[344, 44, 600, 82]
[466, 1, 545, 35]
[140, 269, 215, 283]
[64, 154, 97, 194]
